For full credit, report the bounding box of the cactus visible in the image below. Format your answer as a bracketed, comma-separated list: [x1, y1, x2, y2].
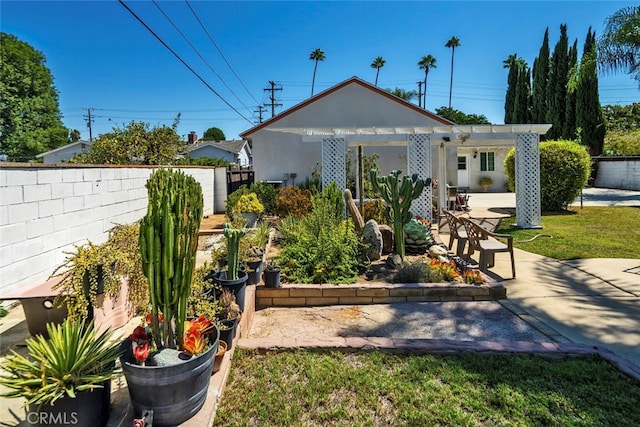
[223, 223, 247, 280]
[370, 169, 429, 259]
[139, 169, 203, 350]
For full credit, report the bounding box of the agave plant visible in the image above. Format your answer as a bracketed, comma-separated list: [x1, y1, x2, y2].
[0, 318, 121, 407]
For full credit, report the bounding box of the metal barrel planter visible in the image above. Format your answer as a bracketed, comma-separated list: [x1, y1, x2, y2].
[120, 327, 220, 427]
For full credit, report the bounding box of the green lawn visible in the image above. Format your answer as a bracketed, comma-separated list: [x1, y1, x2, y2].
[494, 206, 640, 259]
[214, 350, 640, 426]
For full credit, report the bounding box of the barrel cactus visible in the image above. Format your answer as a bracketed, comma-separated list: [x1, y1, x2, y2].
[139, 169, 203, 350]
[404, 219, 434, 255]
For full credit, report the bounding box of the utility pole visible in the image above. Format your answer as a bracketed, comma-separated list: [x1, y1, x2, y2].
[417, 82, 423, 109]
[263, 81, 282, 118]
[254, 105, 267, 124]
[83, 108, 94, 142]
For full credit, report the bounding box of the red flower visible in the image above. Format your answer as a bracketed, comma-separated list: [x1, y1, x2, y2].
[183, 330, 205, 356]
[133, 341, 150, 365]
[129, 326, 148, 343]
[188, 316, 212, 334]
[145, 312, 164, 326]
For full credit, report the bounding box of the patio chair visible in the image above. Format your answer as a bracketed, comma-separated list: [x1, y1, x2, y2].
[443, 211, 470, 257]
[459, 217, 516, 279]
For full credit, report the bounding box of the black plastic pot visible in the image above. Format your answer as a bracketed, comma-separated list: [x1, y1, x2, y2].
[218, 316, 239, 346]
[27, 380, 111, 427]
[245, 259, 264, 285]
[263, 268, 281, 288]
[120, 327, 220, 427]
[214, 270, 249, 311]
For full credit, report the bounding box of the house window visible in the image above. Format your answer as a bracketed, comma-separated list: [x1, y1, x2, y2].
[457, 156, 467, 170]
[480, 152, 495, 171]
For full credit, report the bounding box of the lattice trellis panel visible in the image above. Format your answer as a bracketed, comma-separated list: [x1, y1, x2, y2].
[407, 134, 432, 220]
[515, 133, 542, 228]
[321, 137, 346, 191]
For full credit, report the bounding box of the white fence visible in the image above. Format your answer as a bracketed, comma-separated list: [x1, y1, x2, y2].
[0, 164, 220, 298]
[595, 157, 640, 191]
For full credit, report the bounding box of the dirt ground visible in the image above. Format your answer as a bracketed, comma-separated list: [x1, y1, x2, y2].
[200, 214, 227, 230]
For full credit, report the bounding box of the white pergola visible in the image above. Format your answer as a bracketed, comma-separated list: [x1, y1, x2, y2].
[268, 124, 551, 228]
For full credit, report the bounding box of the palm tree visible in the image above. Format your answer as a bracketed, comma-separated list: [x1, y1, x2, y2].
[445, 36, 461, 108]
[417, 55, 437, 108]
[385, 87, 417, 101]
[309, 48, 326, 97]
[598, 5, 640, 86]
[370, 56, 386, 86]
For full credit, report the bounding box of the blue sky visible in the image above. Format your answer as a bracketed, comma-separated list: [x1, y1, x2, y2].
[2, 1, 638, 142]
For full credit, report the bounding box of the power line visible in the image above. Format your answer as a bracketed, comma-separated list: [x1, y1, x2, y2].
[184, 0, 259, 105]
[117, 0, 253, 125]
[151, 0, 252, 114]
[263, 81, 282, 118]
[83, 108, 94, 142]
[254, 105, 267, 124]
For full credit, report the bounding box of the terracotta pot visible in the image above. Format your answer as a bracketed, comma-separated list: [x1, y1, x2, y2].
[213, 340, 228, 373]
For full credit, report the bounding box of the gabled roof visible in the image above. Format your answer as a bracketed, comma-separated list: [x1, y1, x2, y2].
[240, 76, 453, 138]
[35, 140, 92, 158]
[184, 140, 249, 155]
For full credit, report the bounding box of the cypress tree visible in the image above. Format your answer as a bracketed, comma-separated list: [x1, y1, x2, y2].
[514, 65, 531, 123]
[577, 27, 606, 155]
[503, 54, 519, 123]
[565, 39, 579, 139]
[546, 24, 569, 140]
[532, 28, 550, 123]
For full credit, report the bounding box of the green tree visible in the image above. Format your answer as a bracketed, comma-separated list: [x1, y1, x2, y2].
[601, 103, 640, 131]
[385, 87, 418, 102]
[576, 28, 605, 156]
[546, 24, 570, 140]
[75, 117, 184, 165]
[445, 36, 461, 109]
[503, 53, 525, 123]
[598, 5, 640, 87]
[532, 28, 550, 123]
[417, 55, 437, 108]
[69, 129, 81, 142]
[0, 32, 68, 161]
[309, 48, 326, 97]
[203, 127, 225, 141]
[370, 56, 386, 86]
[564, 39, 579, 139]
[504, 140, 591, 211]
[434, 107, 490, 124]
[514, 64, 531, 123]
[604, 129, 640, 155]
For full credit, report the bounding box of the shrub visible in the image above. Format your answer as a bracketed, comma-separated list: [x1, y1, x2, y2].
[276, 186, 313, 217]
[603, 129, 640, 156]
[363, 198, 389, 225]
[393, 262, 428, 283]
[278, 186, 361, 284]
[225, 186, 251, 220]
[188, 157, 231, 167]
[249, 181, 278, 215]
[504, 140, 591, 212]
[479, 176, 493, 187]
[235, 193, 264, 214]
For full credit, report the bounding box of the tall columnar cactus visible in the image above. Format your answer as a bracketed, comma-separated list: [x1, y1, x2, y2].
[370, 169, 429, 259]
[223, 223, 246, 280]
[139, 169, 203, 350]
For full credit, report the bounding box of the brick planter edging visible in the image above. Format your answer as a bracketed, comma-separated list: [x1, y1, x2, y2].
[255, 282, 506, 308]
[237, 337, 640, 384]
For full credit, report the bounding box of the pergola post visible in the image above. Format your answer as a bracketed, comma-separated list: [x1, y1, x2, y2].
[515, 132, 542, 228]
[407, 134, 432, 220]
[321, 137, 346, 190]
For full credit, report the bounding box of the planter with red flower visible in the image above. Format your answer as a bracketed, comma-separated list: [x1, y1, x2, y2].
[119, 169, 220, 427]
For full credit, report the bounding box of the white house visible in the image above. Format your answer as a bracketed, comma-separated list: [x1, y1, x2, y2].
[183, 140, 252, 166]
[241, 76, 551, 228]
[36, 140, 92, 163]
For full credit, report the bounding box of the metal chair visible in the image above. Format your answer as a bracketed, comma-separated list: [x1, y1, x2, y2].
[460, 217, 516, 279]
[443, 211, 470, 257]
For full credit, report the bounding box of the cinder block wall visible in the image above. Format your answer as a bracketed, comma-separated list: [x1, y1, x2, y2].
[595, 158, 640, 191]
[0, 164, 217, 298]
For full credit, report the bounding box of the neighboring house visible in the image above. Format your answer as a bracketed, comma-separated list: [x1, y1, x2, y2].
[36, 140, 92, 163]
[184, 139, 252, 166]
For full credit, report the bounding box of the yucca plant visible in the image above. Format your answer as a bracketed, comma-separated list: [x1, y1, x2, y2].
[0, 318, 121, 407]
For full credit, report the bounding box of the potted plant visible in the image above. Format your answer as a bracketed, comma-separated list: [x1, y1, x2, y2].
[263, 259, 281, 288]
[51, 240, 122, 322]
[479, 176, 493, 192]
[214, 223, 249, 310]
[120, 168, 220, 427]
[234, 192, 264, 227]
[0, 319, 121, 427]
[215, 289, 241, 346]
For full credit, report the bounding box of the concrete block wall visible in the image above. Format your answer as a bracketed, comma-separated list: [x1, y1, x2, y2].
[595, 158, 640, 191]
[0, 165, 218, 298]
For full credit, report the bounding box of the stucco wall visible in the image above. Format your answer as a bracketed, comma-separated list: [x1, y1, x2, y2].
[595, 158, 640, 191]
[0, 165, 217, 298]
[458, 147, 511, 192]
